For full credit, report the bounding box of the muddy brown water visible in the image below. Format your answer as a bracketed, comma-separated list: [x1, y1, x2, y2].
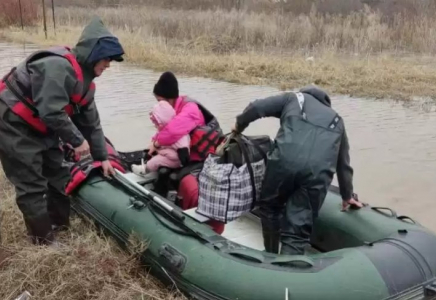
[1, 41, 436, 232]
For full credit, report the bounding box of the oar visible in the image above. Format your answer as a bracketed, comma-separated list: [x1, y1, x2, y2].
[112, 169, 185, 221]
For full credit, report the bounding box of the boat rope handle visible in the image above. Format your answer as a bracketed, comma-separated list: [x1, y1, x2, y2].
[270, 255, 314, 268]
[397, 215, 420, 225]
[371, 206, 398, 218]
[226, 249, 265, 263]
[226, 249, 315, 268]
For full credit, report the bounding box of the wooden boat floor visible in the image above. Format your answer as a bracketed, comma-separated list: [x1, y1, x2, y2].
[222, 214, 265, 250]
[222, 213, 321, 254]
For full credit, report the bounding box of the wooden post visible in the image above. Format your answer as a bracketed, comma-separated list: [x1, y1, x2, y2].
[42, 0, 47, 39]
[236, 0, 242, 11]
[51, 0, 56, 35]
[18, 0, 24, 29]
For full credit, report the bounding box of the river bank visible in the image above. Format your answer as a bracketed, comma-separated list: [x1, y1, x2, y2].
[0, 170, 184, 300]
[2, 6, 436, 102]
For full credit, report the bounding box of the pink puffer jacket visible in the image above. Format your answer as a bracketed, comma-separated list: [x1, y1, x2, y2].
[152, 96, 206, 161]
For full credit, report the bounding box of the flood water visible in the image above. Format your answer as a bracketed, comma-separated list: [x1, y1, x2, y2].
[1, 42, 436, 232]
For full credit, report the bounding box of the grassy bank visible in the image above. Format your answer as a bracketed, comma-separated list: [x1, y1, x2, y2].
[2, 6, 436, 101]
[0, 169, 184, 300]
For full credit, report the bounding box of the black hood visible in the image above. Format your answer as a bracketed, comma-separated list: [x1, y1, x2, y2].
[300, 85, 332, 107]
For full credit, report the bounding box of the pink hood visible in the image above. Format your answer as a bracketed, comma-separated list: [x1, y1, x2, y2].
[150, 101, 176, 128]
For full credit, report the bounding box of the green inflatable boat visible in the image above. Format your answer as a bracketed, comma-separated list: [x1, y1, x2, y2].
[69, 152, 436, 300]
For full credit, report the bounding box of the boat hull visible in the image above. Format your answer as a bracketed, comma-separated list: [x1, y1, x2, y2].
[71, 174, 436, 300]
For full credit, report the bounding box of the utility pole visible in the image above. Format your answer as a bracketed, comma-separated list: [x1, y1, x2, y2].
[42, 0, 47, 39]
[18, 0, 24, 29]
[51, 0, 56, 35]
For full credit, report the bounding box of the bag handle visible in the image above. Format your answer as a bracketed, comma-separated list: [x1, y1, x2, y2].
[233, 135, 258, 208]
[219, 132, 268, 164]
[217, 133, 268, 207]
[216, 132, 235, 156]
[239, 134, 268, 165]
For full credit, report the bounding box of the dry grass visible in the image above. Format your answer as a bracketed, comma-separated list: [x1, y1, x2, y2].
[55, 0, 436, 17]
[0, 0, 37, 27]
[3, 4, 436, 101]
[0, 169, 185, 300]
[33, 5, 436, 54]
[3, 5, 436, 102]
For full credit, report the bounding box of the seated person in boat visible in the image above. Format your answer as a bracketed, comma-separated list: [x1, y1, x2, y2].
[131, 101, 190, 176]
[146, 71, 222, 162]
[232, 85, 363, 255]
[136, 71, 225, 234]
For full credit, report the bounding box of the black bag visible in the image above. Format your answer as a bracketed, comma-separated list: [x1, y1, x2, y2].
[217, 134, 273, 167]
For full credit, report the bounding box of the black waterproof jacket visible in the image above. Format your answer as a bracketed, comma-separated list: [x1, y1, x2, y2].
[236, 86, 354, 201]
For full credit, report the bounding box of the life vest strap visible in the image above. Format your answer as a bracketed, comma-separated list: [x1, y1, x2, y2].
[191, 125, 224, 160]
[3, 70, 39, 117]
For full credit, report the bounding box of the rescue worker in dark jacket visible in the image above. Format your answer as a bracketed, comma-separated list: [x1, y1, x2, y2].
[233, 85, 363, 255]
[0, 16, 124, 245]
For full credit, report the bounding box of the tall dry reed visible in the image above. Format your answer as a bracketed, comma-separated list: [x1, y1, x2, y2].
[0, 0, 37, 27]
[54, 0, 436, 17]
[44, 5, 436, 55]
[3, 3, 436, 101]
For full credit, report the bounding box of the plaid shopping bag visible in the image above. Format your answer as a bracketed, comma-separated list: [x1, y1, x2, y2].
[196, 134, 271, 223]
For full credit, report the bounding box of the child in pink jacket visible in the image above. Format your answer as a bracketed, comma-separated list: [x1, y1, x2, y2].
[131, 101, 190, 176]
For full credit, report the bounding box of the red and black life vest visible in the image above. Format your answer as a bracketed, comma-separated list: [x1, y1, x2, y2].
[182, 98, 225, 161]
[0, 46, 95, 134]
[63, 137, 127, 195]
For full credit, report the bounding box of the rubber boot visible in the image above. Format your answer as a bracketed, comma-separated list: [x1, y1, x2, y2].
[45, 190, 70, 232]
[154, 167, 171, 197]
[280, 242, 304, 255]
[262, 229, 280, 254]
[260, 215, 281, 254]
[25, 215, 56, 246]
[280, 187, 314, 256]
